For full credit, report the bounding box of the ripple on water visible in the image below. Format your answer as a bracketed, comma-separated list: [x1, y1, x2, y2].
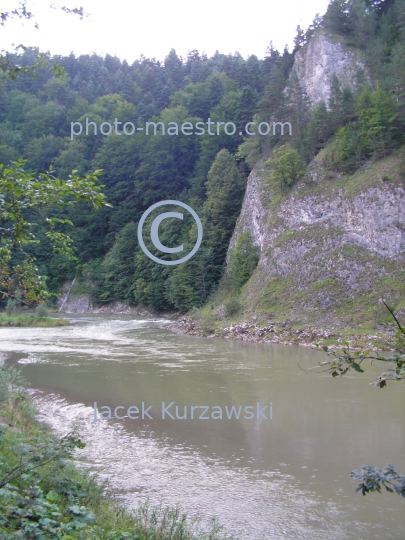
[31, 392, 374, 540]
[2, 316, 402, 540]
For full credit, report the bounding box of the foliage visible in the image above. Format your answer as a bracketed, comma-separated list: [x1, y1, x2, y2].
[202, 150, 246, 263]
[318, 341, 404, 384]
[224, 298, 241, 317]
[104, 149, 247, 314]
[327, 123, 361, 172]
[351, 464, 405, 496]
[98, 222, 138, 303]
[356, 85, 398, 159]
[0, 432, 86, 490]
[0, 2, 86, 81]
[35, 303, 48, 318]
[0, 160, 111, 306]
[317, 301, 404, 387]
[266, 143, 306, 190]
[0, 365, 26, 402]
[317, 299, 405, 496]
[165, 262, 204, 312]
[0, 366, 232, 539]
[227, 230, 260, 290]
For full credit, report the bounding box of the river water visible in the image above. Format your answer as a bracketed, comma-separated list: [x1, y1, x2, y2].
[1, 314, 404, 539]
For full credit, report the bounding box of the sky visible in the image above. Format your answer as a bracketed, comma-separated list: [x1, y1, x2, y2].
[1, 0, 331, 62]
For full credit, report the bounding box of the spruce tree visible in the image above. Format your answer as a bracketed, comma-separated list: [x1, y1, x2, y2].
[202, 149, 245, 267]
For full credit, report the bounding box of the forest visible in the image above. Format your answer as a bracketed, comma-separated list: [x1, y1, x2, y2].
[1, 0, 405, 313]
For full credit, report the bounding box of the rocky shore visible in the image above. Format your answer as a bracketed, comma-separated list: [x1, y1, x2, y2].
[56, 281, 393, 350]
[168, 316, 390, 350]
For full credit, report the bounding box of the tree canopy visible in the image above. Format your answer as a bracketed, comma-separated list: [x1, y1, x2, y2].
[0, 161, 110, 305]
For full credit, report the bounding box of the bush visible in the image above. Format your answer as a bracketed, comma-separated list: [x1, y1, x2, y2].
[0, 366, 232, 539]
[5, 298, 16, 317]
[266, 143, 306, 190]
[224, 298, 241, 317]
[35, 304, 49, 319]
[197, 312, 217, 334]
[227, 231, 260, 290]
[0, 365, 26, 402]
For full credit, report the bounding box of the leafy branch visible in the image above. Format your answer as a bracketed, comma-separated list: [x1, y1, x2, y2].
[317, 300, 405, 497]
[315, 342, 404, 388]
[351, 465, 405, 497]
[313, 300, 404, 388]
[0, 433, 85, 489]
[0, 2, 88, 81]
[0, 160, 111, 306]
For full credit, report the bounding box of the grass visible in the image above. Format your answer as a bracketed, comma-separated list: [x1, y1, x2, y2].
[0, 314, 70, 327]
[0, 366, 232, 540]
[70, 279, 93, 295]
[301, 147, 404, 200]
[189, 147, 405, 344]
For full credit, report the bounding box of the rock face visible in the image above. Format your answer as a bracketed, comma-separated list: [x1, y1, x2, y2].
[57, 281, 92, 312]
[225, 33, 403, 329]
[229, 162, 267, 252]
[58, 293, 93, 313]
[228, 152, 405, 327]
[292, 30, 370, 106]
[57, 280, 152, 314]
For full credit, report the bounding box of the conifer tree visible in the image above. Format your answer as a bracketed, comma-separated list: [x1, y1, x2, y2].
[202, 149, 245, 265]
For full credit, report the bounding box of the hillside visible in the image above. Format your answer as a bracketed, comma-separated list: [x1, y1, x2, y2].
[205, 148, 405, 332]
[2, 0, 405, 335]
[179, 12, 405, 344]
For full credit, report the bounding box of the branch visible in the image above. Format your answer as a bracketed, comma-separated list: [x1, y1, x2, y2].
[0, 433, 85, 488]
[0, 454, 60, 488]
[0, 291, 30, 306]
[382, 299, 405, 335]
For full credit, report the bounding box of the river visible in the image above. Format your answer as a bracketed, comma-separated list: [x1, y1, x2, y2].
[1, 314, 404, 539]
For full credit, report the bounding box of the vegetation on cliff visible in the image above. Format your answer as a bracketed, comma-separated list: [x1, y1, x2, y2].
[0, 0, 404, 325]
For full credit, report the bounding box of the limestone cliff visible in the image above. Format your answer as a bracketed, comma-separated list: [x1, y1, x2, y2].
[228, 151, 405, 328]
[222, 32, 405, 331]
[292, 30, 370, 107]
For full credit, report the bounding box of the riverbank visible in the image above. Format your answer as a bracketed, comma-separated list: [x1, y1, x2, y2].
[168, 314, 396, 351]
[53, 288, 397, 350]
[0, 314, 70, 327]
[0, 365, 231, 540]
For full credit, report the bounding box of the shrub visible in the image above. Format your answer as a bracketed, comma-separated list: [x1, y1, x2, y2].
[35, 303, 49, 319]
[224, 298, 241, 317]
[5, 298, 16, 317]
[266, 143, 306, 190]
[227, 231, 260, 290]
[197, 312, 217, 334]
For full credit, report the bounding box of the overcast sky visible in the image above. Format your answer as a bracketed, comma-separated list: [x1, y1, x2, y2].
[1, 0, 331, 62]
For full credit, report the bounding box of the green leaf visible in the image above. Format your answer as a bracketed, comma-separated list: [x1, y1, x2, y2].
[46, 490, 59, 502]
[352, 362, 364, 373]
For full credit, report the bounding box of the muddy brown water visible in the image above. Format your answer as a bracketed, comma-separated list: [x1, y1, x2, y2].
[1, 314, 404, 539]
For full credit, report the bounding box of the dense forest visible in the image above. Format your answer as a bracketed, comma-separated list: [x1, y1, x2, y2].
[1, 0, 405, 313]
